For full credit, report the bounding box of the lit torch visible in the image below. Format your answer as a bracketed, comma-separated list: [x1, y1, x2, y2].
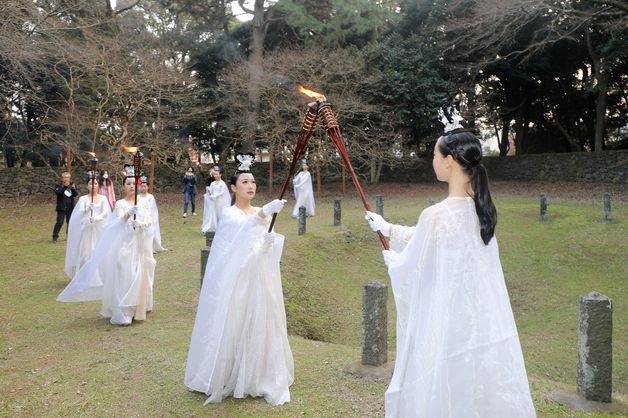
[267, 85, 322, 232]
[87, 152, 98, 216]
[318, 101, 389, 250]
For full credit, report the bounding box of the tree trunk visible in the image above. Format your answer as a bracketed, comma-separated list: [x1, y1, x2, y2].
[585, 28, 608, 153]
[513, 96, 529, 155]
[593, 72, 608, 152]
[498, 122, 510, 157]
[242, 0, 266, 153]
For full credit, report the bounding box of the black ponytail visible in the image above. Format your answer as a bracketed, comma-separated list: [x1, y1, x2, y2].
[438, 129, 497, 245]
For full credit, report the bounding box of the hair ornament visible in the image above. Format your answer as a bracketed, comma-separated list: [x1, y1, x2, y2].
[236, 153, 255, 172]
[438, 101, 464, 133]
[123, 164, 135, 177]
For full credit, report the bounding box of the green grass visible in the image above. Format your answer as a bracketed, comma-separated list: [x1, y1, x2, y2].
[0, 185, 626, 417]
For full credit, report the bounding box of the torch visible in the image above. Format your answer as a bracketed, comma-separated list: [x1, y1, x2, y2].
[87, 152, 98, 216]
[267, 88, 320, 233]
[318, 102, 389, 250]
[123, 146, 142, 228]
[132, 149, 143, 223]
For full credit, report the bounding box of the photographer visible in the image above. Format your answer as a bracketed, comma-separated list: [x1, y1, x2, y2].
[52, 171, 78, 243]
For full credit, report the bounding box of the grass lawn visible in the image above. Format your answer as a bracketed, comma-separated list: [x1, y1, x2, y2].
[0, 182, 626, 417]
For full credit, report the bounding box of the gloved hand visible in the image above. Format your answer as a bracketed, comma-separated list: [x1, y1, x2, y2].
[130, 219, 141, 229]
[89, 216, 95, 224]
[209, 194, 217, 200]
[262, 199, 287, 217]
[205, 186, 211, 193]
[127, 205, 139, 217]
[262, 232, 275, 252]
[365, 211, 391, 237]
[84, 202, 95, 213]
[382, 250, 399, 267]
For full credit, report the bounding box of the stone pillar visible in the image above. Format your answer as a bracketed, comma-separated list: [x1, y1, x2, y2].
[603, 193, 611, 222]
[205, 231, 215, 247]
[376, 195, 384, 217]
[540, 193, 548, 222]
[333, 199, 341, 226]
[361, 281, 387, 366]
[200, 232, 215, 288]
[577, 292, 612, 403]
[298, 206, 306, 235]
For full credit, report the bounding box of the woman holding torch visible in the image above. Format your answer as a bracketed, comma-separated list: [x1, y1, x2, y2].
[64, 172, 109, 279]
[365, 126, 535, 417]
[185, 154, 293, 406]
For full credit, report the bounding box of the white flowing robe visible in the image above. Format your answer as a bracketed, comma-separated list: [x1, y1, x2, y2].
[292, 171, 315, 217]
[139, 193, 165, 252]
[64, 195, 109, 279]
[185, 205, 294, 406]
[57, 198, 157, 326]
[201, 180, 230, 233]
[385, 197, 536, 418]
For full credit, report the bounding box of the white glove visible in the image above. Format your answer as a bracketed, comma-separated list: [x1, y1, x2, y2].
[263, 232, 275, 245]
[130, 219, 141, 229]
[127, 205, 139, 217]
[84, 202, 95, 213]
[365, 211, 391, 237]
[209, 194, 217, 200]
[89, 216, 95, 224]
[262, 199, 287, 217]
[262, 232, 275, 252]
[205, 186, 211, 193]
[382, 250, 399, 267]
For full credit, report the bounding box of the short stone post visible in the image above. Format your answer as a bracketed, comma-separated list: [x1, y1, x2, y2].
[577, 292, 612, 403]
[298, 206, 306, 235]
[333, 199, 341, 226]
[375, 195, 384, 217]
[540, 193, 548, 222]
[200, 231, 215, 288]
[603, 193, 611, 222]
[205, 231, 215, 247]
[362, 281, 388, 366]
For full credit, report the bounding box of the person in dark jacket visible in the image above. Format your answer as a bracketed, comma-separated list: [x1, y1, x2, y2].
[52, 171, 79, 242]
[182, 167, 197, 218]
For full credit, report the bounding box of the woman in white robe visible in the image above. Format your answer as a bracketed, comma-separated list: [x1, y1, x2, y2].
[291, 163, 315, 218]
[58, 175, 157, 326]
[201, 167, 230, 234]
[366, 129, 536, 418]
[185, 159, 293, 406]
[65, 175, 109, 279]
[138, 177, 166, 252]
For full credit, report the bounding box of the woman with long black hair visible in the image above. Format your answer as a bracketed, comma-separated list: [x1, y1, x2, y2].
[366, 128, 535, 417]
[185, 154, 293, 406]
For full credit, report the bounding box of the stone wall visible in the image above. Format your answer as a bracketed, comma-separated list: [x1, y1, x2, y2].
[1, 150, 625, 197]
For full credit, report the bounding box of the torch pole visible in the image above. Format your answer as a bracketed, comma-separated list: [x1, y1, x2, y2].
[268, 102, 319, 233]
[318, 103, 389, 250]
[89, 156, 98, 216]
[133, 150, 143, 228]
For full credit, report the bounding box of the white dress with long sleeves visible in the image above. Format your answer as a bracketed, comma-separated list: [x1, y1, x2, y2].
[292, 171, 315, 217]
[57, 198, 157, 326]
[185, 205, 294, 406]
[139, 193, 165, 252]
[201, 180, 230, 233]
[64, 195, 109, 278]
[384, 197, 536, 418]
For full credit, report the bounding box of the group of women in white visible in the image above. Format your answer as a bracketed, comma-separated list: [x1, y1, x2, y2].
[58, 168, 164, 325]
[57, 125, 537, 415]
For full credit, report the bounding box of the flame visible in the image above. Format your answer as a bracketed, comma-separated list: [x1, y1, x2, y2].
[297, 85, 325, 101]
[122, 145, 138, 153]
[86, 151, 96, 157]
